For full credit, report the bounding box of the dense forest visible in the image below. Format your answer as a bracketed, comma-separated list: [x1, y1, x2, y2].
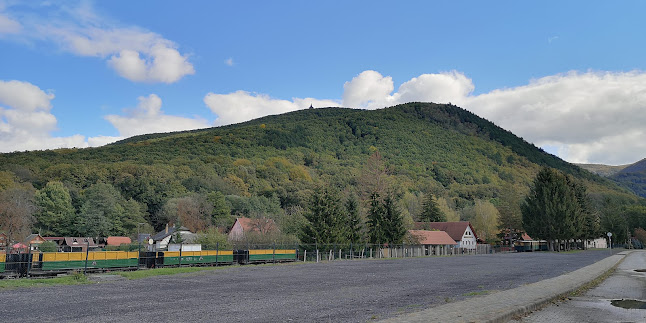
[1, 102, 644, 246]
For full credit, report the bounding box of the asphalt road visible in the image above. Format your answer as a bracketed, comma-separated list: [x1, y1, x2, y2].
[0, 250, 617, 322]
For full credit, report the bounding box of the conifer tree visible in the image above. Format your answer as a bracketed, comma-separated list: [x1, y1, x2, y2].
[345, 195, 364, 244]
[420, 193, 446, 222]
[367, 192, 386, 244]
[382, 193, 406, 244]
[301, 187, 344, 245]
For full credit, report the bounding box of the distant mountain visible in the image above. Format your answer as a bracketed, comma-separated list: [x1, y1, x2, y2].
[576, 163, 629, 177]
[611, 158, 646, 198]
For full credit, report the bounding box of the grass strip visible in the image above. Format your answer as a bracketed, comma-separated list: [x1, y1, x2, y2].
[113, 265, 234, 280]
[0, 272, 90, 290]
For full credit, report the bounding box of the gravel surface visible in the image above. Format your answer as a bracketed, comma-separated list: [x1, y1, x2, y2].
[0, 250, 617, 322]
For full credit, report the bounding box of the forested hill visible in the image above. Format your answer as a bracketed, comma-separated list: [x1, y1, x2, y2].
[611, 158, 646, 198]
[0, 102, 641, 239]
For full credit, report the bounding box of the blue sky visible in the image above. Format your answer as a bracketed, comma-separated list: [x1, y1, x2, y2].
[1, 1, 645, 165]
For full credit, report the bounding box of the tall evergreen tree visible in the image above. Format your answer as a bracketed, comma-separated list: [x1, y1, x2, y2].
[521, 167, 581, 251]
[420, 193, 445, 222]
[345, 195, 364, 244]
[382, 193, 406, 244]
[367, 192, 386, 244]
[301, 187, 344, 245]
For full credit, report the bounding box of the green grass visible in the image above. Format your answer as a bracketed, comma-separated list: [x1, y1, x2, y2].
[463, 290, 490, 296]
[0, 272, 90, 290]
[113, 265, 236, 280]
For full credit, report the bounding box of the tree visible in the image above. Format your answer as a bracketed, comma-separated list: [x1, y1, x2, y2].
[301, 187, 344, 245]
[471, 200, 500, 244]
[366, 192, 406, 245]
[496, 183, 524, 244]
[382, 193, 406, 244]
[358, 151, 390, 201]
[195, 227, 231, 250]
[77, 183, 146, 237]
[436, 197, 460, 222]
[521, 167, 582, 251]
[0, 187, 37, 245]
[367, 192, 386, 244]
[345, 195, 364, 245]
[420, 193, 446, 222]
[34, 181, 76, 236]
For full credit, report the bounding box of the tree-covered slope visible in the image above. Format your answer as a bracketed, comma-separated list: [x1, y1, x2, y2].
[612, 158, 646, 198]
[0, 102, 641, 238]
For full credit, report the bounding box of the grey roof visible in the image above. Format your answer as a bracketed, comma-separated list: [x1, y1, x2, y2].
[152, 226, 191, 241]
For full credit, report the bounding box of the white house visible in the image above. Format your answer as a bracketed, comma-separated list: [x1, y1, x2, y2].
[584, 237, 608, 249]
[152, 225, 196, 251]
[414, 221, 479, 249]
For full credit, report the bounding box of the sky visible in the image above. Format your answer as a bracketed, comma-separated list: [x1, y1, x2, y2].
[1, 1, 645, 166]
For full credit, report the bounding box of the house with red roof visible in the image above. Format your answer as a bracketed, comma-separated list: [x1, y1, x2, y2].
[228, 217, 279, 241]
[408, 230, 457, 256]
[414, 221, 479, 250]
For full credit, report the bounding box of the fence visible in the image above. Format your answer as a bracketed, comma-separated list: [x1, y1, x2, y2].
[295, 243, 492, 262]
[0, 243, 492, 278]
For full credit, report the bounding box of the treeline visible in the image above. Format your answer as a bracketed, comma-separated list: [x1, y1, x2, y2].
[1, 103, 644, 247]
[522, 167, 646, 249]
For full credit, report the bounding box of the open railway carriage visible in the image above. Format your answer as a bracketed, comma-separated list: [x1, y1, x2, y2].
[1, 248, 297, 277]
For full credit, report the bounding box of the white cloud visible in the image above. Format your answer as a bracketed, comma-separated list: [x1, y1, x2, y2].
[0, 12, 21, 34]
[225, 58, 234, 66]
[462, 71, 646, 165]
[336, 69, 646, 165]
[342, 70, 395, 109]
[3, 2, 194, 83]
[0, 80, 90, 152]
[204, 90, 341, 126]
[105, 94, 210, 138]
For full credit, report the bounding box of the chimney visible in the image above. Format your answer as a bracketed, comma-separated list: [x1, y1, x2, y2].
[165, 223, 169, 234]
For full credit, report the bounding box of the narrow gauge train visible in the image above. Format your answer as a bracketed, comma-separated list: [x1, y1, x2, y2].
[0, 249, 297, 278]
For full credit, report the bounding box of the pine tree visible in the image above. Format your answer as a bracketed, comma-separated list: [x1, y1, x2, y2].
[367, 192, 386, 244]
[522, 167, 582, 251]
[301, 187, 344, 245]
[420, 193, 446, 222]
[345, 195, 364, 244]
[382, 193, 406, 244]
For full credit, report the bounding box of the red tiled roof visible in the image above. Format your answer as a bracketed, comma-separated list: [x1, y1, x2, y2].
[106, 236, 132, 246]
[414, 221, 478, 241]
[409, 230, 457, 245]
[521, 233, 533, 241]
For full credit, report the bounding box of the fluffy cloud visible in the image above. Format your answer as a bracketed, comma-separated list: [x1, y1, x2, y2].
[105, 94, 210, 138]
[463, 71, 646, 164]
[0, 80, 90, 152]
[4, 2, 193, 83]
[337, 70, 646, 165]
[204, 90, 341, 126]
[342, 70, 396, 109]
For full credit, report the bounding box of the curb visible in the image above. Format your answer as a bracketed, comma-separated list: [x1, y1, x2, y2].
[380, 251, 629, 323]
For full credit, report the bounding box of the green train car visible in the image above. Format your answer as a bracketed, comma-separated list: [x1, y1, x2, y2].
[1, 248, 298, 277]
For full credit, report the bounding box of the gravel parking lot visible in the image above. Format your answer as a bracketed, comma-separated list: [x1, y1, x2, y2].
[0, 250, 616, 322]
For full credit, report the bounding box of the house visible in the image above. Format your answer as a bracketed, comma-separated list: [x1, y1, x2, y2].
[23, 234, 46, 251]
[414, 221, 478, 249]
[104, 236, 132, 247]
[228, 217, 279, 241]
[60, 237, 99, 252]
[152, 225, 196, 251]
[584, 237, 608, 249]
[408, 230, 457, 256]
